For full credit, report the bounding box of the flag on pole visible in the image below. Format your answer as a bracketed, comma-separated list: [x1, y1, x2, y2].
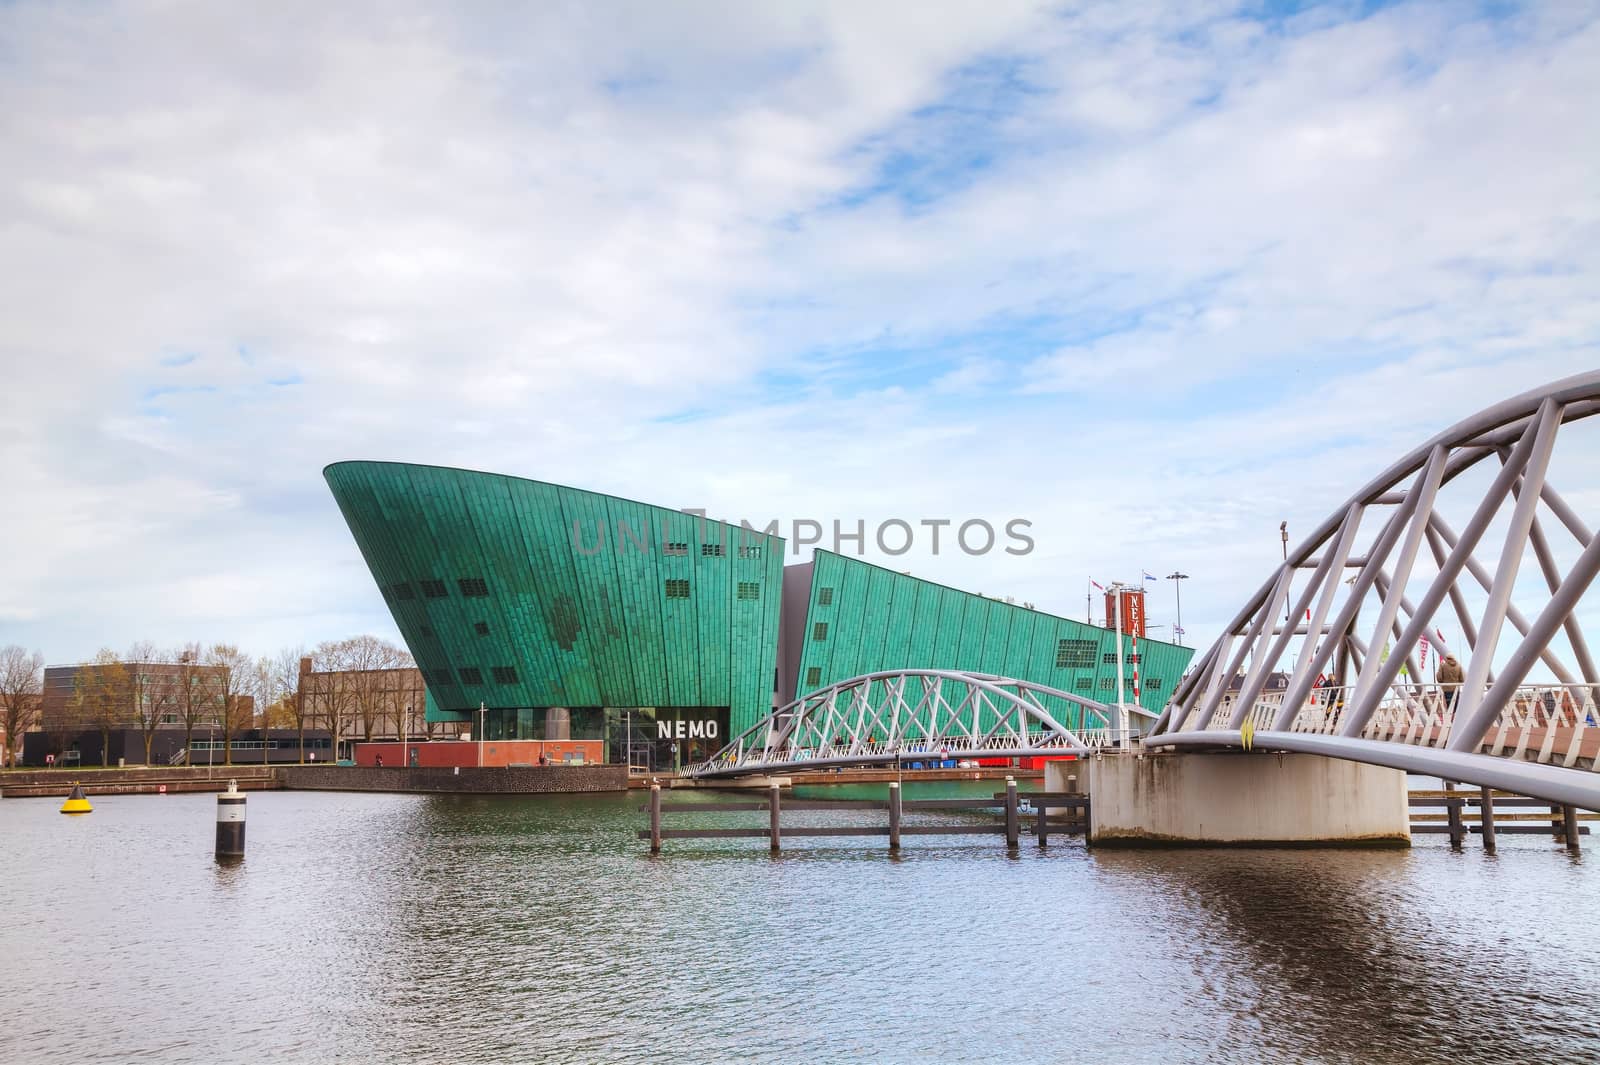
[1142, 571, 1158, 582]
[1090, 579, 1104, 591]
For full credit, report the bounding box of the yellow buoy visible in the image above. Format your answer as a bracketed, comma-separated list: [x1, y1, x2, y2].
[60, 783, 93, 815]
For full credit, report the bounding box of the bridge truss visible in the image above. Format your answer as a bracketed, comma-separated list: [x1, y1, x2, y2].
[1148, 372, 1600, 811]
[683, 669, 1141, 779]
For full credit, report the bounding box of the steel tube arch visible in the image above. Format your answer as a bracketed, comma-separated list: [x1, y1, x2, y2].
[684, 668, 1140, 779]
[1150, 372, 1600, 809]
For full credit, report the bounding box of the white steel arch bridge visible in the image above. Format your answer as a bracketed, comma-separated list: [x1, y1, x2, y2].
[682, 669, 1147, 779]
[689, 374, 1600, 812]
[1147, 371, 1600, 811]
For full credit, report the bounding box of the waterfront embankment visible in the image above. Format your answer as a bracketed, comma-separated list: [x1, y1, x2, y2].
[1, 763, 627, 797]
[0, 765, 280, 798]
[279, 764, 626, 794]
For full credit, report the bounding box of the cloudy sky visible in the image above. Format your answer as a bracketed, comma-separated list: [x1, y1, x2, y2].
[2, 0, 1598, 669]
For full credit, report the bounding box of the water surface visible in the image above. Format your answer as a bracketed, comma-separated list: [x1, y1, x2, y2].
[2, 786, 1595, 1063]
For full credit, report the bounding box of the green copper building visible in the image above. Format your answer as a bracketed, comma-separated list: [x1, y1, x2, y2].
[325, 461, 1192, 767]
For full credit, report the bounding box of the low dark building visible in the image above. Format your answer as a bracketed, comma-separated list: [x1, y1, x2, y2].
[23, 727, 333, 768]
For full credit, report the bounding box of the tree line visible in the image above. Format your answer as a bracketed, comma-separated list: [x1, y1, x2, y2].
[0, 636, 448, 768]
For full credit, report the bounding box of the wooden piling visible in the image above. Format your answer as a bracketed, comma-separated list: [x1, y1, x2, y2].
[888, 782, 901, 850]
[1004, 777, 1019, 848]
[1445, 780, 1464, 849]
[649, 784, 662, 853]
[1479, 786, 1496, 853]
[1036, 793, 1048, 847]
[769, 783, 781, 852]
[1563, 805, 1581, 852]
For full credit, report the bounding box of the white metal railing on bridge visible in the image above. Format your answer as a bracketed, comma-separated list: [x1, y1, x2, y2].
[693, 729, 1139, 776]
[683, 669, 1141, 778]
[1180, 683, 1600, 771]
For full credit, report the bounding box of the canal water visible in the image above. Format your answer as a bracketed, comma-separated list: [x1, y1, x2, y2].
[2, 784, 1596, 1064]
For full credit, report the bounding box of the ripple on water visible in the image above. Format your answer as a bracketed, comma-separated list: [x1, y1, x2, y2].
[0, 788, 1595, 1064]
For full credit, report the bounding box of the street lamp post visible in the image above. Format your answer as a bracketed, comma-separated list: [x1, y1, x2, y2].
[1166, 571, 1189, 646]
[1280, 521, 1291, 624]
[1109, 580, 1129, 743]
[477, 702, 487, 768]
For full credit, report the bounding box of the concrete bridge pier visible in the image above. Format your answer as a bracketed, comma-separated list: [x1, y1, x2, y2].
[1048, 751, 1411, 847]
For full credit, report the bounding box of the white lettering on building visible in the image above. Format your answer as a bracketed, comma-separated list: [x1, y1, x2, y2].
[656, 718, 720, 740]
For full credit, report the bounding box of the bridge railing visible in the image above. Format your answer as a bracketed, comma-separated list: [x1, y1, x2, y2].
[1180, 683, 1600, 769]
[685, 728, 1138, 776]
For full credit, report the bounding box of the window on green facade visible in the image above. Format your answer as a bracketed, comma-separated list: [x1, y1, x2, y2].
[1057, 639, 1096, 668]
[818, 587, 833, 605]
[459, 667, 484, 686]
[420, 579, 448, 598]
[702, 543, 726, 557]
[474, 621, 489, 636]
[665, 579, 690, 599]
[458, 577, 489, 598]
[737, 582, 760, 600]
[812, 622, 828, 641]
[805, 667, 821, 687]
[491, 666, 518, 684]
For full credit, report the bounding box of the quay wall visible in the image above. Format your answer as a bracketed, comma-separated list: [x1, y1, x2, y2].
[1, 766, 279, 798]
[280, 765, 627, 794]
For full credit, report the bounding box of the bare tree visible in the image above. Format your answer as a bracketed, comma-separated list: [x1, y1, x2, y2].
[309, 635, 408, 758]
[343, 635, 407, 744]
[75, 649, 132, 767]
[126, 641, 178, 766]
[250, 653, 298, 763]
[0, 645, 43, 768]
[310, 639, 357, 762]
[387, 662, 423, 751]
[174, 642, 218, 763]
[251, 657, 280, 727]
[269, 647, 310, 762]
[206, 644, 255, 766]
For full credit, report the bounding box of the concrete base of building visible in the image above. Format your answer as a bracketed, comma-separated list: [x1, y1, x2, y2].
[1059, 750, 1410, 847]
[280, 764, 627, 794]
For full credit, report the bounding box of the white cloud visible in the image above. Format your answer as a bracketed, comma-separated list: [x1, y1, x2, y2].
[0, 0, 1597, 676]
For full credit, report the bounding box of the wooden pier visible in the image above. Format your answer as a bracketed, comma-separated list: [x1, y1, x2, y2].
[1409, 783, 1592, 851]
[639, 779, 1087, 852]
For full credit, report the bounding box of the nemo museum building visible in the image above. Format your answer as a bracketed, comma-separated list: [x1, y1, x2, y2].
[325, 462, 1193, 770]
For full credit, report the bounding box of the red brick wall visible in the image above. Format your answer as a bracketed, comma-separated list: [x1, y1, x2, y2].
[354, 739, 604, 767]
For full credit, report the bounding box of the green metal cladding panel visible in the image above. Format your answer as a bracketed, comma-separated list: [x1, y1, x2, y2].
[324, 462, 785, 733]
[795, 551, 1194, 731]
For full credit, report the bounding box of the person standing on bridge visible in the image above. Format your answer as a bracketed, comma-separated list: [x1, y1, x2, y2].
[1438, 653, 1464, 716]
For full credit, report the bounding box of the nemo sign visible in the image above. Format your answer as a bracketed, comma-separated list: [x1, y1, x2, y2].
[658, 718, 720, 740]
[1105, 589, 1147, 637]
